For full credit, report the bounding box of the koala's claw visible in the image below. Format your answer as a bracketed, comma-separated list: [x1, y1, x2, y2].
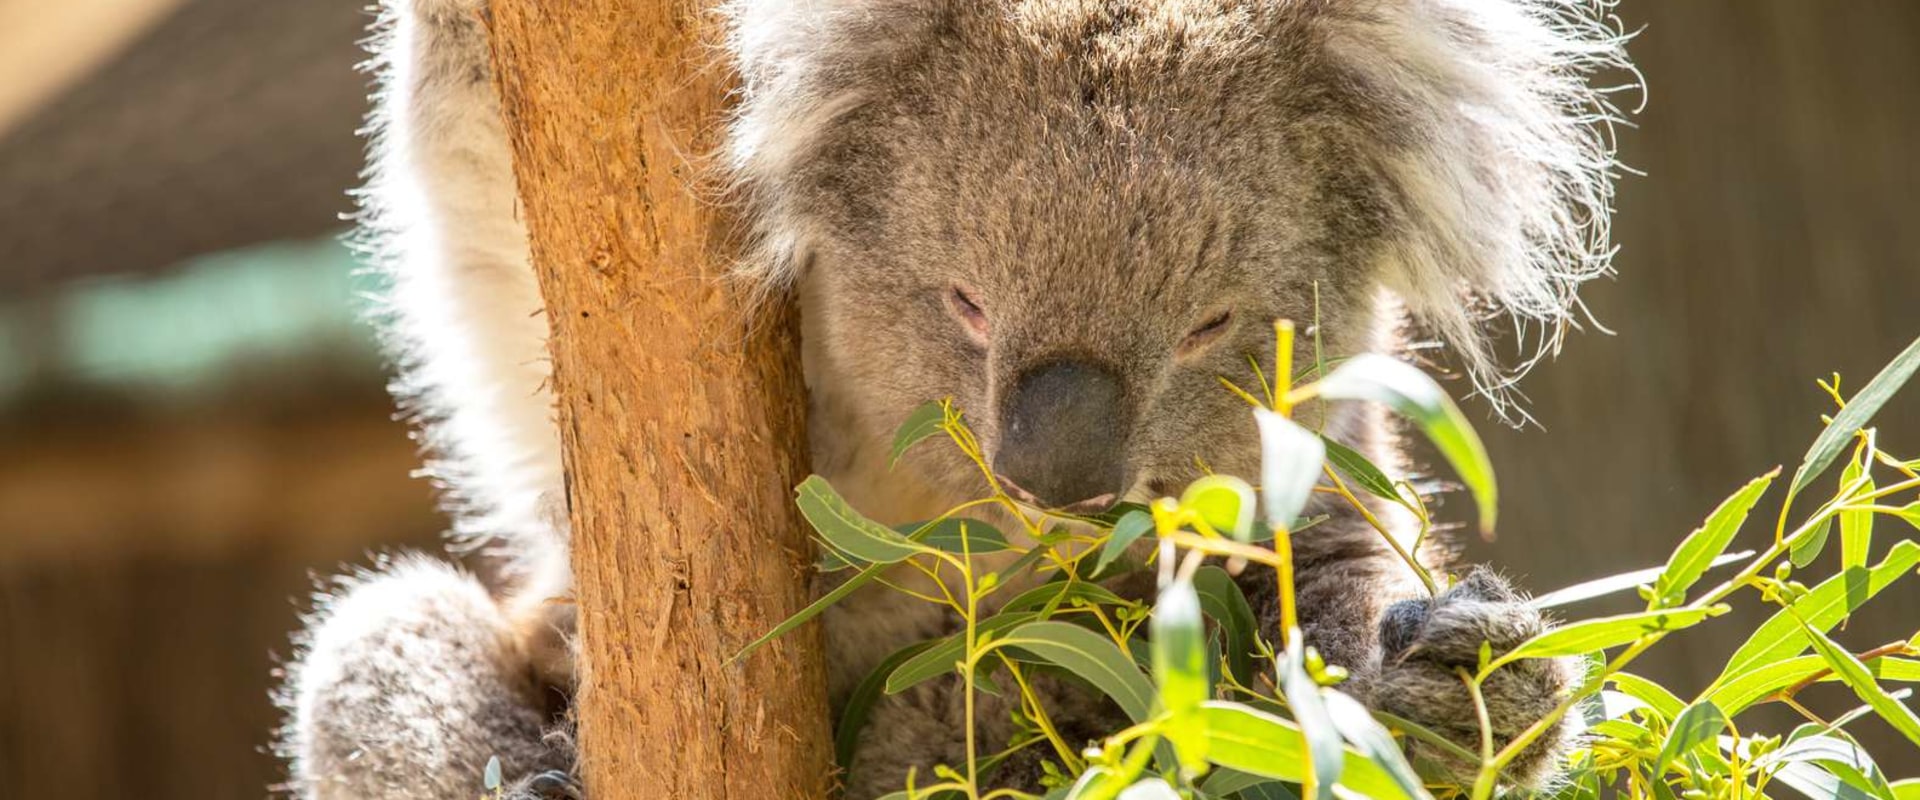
[1373, 568, 1577, 789]
[504, 770, 584, 800]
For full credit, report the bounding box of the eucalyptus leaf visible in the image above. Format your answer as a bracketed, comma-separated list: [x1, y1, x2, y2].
[1277, 640, 1342, 800]
[890, 401, 948, 468]
[1154, 578, 1212, 773]
[1654, 701, 1726, 774]
[1253, 409, 1325, 530]
[1096, 510, 1155, 573]
[1654, 470, 1777, 604]
[909, 517, 1012, 555]
[796, 475, 932, 565]
[1533, 551, 1752, 610]
[1715, 540, 1920, 683]
[1320, 435, 1398, 502]
[1195, 702, 1409, 800]
[1000, 621, 1156, 723]
[1792, 517, 1834, 569]
[1183, 474, 1259, 541]
[1839, 449, 1874, 570]
[1787, 334, 1920, 498]
[733, 558, 890, 662]
[1193, 566, 1260, 686]
[1315, 354, 1497, 533]
[886, 612, 1038, 694]
[1796, 617, 1920, 748]
[1487, 606, 1727, 673]
[1609, 672, 1685, 719]
[1707, 655, 1920, 715]
[1323, 690, 1430, 800]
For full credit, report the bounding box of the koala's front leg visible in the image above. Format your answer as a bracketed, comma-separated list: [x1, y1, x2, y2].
[1372, 568, 1578, 788]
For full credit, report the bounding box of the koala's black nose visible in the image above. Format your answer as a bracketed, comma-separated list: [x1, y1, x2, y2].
[992, 359, 1128, 511]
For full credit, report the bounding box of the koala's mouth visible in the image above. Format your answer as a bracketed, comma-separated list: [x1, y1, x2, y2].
[996, 474, 1117, 515]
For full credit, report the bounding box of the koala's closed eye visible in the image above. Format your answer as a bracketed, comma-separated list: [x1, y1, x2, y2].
[1176, 309, 1233, 357]
[947, 284, 989, 344]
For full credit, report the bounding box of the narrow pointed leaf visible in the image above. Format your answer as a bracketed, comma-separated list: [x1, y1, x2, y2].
[1788, 334, 1920, 497]
[889, 401, 948, 468]
[1655, 701, 1726, 774]
[1796, 617, 1920, 748]
[733, 558, 889, 662]
[1316, 355, 1497, 533]
[1654, 470, 1777, 603]
[1253, 409, 1325, 530]
[885, 612, 1038, 694]
[1323, 690, 1431, 800]
[1611, 672, 1686, 719]
[1708, 655, 1920, 715]
[1195, 702, 1409, 800]
[1278, 640, 1342, 800]
[1154, 579, 1211, 773]
[1839, 451, 1874, 570]
[1534, 551, 1752, 610]
[1000, 621, 1156, 723]
[1487, 606, 1726, 673]
[1096, 509, 1154, 573]
[796, 475, 932, 564]
[1716, 540, 1920, 682]
[1192, 566, 1259, 685]
[1320, 435, 1399, 502]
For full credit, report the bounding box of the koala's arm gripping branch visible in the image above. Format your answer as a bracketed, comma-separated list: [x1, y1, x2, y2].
[483, 2, 833, 798]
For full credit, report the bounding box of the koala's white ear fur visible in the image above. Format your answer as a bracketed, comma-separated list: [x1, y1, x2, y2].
[1321, 0, 1635, 408]
[717, 0, 940, 294]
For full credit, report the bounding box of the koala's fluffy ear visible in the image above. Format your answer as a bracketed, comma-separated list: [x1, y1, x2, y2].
[1313, 0, 1634, 409]
[717, 0, 942, 294]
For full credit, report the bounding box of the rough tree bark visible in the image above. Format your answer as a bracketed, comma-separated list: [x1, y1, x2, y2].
[484, 2, 834, 799]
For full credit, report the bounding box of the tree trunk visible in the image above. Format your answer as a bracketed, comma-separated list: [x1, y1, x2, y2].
[484, 2, 833, 799]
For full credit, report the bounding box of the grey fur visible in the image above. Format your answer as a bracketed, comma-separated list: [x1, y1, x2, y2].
[280, 1, 1629, 797]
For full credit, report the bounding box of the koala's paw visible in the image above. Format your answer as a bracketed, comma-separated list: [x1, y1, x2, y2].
[1373, 568, 1578, 789]
[503, 769, 584, 800]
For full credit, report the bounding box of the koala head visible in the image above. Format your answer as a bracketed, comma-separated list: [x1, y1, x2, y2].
[724, 0, 1630, 509]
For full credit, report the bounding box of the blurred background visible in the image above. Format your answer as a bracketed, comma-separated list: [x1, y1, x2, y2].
[0, 1, 1915, 798]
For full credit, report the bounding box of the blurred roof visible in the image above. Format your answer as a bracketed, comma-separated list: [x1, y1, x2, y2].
[0, 0, 369, 292]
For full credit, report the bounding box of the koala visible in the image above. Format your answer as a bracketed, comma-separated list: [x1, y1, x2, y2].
[277, 1, 1632, 798]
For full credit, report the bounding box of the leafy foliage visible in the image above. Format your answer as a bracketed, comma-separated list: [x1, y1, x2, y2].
[743, 329, 1920, 800]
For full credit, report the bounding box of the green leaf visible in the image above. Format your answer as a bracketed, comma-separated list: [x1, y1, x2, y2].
[1654, 470, 1777, 604]
[1715, 540, 1920, 682]
[1323, 690, 1430, 800]
[838, 640, 936, 770]
[1320, 435, 1399, 503]
[910, 518, 1012, 555]
[732, 559, 890, 662]
[1654, 701, 1726, 774]
[1064, 766, 1129, 800]
[1486, 606, 1727, 673]
[1787, 334, 1920, 498]
[1892, 779, 1920, 800]
[1610, 672, 1686, 720]
[1756, 734, 1892, 800]
[1791, 517, 1834, 569]
[1796, 617, 1920, 748]
[1154, 579, 1212, 773]
[796, 475, 931, 565]
[885, 612, 1038, 694]
[1706, 655, 1920, 715]
[1183, 474, 1259, 542]
[1096, 510, 1154, 574]
[1533, 551, 1753, 610]
[1839, 450, 1874, 570]
[1193, 566, 1260, 686]
[1195, 702, 1409, 800]
[1277, 640, 1342, 800]
[1252, 409, 1326, 530]
[1000, 581, 1129, 616]
[1000, 621, 1157, 723]
[1315, 354, 1497, 533]
[889, 401, 948, 468]
[1770, 761, 1879, 800]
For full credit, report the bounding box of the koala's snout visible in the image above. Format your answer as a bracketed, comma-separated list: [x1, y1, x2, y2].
[990, 358, 1129, 511]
